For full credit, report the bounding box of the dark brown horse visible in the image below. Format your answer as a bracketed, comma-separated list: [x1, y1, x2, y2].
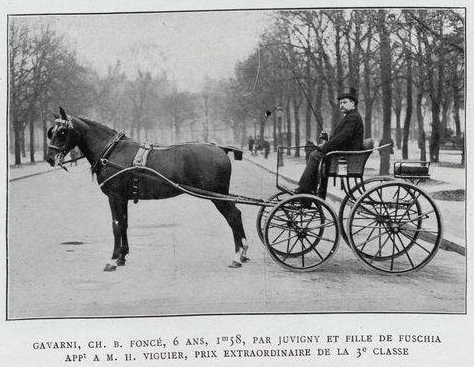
[47, 107, 248, 271]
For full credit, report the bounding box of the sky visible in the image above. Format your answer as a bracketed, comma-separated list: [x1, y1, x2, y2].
[15, 10, 274, 92]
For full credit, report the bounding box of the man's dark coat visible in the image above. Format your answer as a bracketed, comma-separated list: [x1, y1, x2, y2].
[320, 109, 364, 154]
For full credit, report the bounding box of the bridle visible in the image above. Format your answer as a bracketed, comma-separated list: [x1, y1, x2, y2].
[48, 115, 126, 174]
[48, 117, 77, 169]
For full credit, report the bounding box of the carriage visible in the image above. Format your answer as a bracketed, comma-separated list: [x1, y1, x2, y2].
[255, 140, 442, 275]
[47, 107, 442, 275]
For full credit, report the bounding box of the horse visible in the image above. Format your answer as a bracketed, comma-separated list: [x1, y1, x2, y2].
[46, 107, 249, 271]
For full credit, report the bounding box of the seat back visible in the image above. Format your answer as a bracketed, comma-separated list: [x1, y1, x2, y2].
[322, 139, 375, 178]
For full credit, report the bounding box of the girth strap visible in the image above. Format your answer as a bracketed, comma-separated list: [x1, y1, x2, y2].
[131, 143, 154, 203]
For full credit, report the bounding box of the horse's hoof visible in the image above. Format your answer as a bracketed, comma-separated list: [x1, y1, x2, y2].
[228, 260, 242, 268]
[240, 255, 250, 263]
[116, 258, 126, 266]
[104, 264, 117, 272]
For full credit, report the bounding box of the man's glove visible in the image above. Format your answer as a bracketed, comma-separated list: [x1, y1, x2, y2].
[319, 131, 329, 141]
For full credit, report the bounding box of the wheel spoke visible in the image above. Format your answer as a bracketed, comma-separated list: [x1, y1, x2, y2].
[352, 219, 378, 236]
[268, 222, 293, 231]
[301, 239, 305, 267]
[281, 237, 303, 261]
[367, 234, 392, 264]
[356, 227, 386, 249]
[303, 237, 324, 260]
[351, 223, 382, 229]
[394, 231, 415, 268]
[396, 190, 423, 224]
[306, 220, 335, 231]
[376, 187, 392, 221]
[305, 232, 337, 243]
[356, 224, 378, 253]
[397, 230, 432, 254]
[302, 207, 322, 230]
[270, 232, 299, 247]
[399, 210, 435, 226]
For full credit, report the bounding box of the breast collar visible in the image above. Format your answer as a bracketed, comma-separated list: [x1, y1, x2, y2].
[90, 131, 126, 174]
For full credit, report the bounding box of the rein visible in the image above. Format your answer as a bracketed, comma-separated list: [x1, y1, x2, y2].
[61, 154, 86, 165]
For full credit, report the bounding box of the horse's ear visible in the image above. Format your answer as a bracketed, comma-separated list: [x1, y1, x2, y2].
[59, 106, 67, 120]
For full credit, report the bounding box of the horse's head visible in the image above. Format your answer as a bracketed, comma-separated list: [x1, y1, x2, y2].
[46, 107, 78, 168]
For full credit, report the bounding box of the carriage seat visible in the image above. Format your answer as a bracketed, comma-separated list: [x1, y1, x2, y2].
[322, 138, 375, 178]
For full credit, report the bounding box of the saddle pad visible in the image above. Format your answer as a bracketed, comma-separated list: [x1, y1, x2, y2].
[132, 145, 152, 167]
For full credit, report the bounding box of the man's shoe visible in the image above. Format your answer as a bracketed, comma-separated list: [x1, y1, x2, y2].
[294, 187, 314, 195]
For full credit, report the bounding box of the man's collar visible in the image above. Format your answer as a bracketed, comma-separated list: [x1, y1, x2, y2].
[343, 108, 357, 115]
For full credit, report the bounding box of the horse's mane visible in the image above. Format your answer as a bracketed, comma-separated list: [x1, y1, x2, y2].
[75, 116, 119, 134]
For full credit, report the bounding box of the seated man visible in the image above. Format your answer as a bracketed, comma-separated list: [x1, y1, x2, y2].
[295, 87, 364, 194]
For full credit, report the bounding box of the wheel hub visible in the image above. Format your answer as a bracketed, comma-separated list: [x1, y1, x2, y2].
[296, 228, 308, 238]
[389, 223, 400, 234]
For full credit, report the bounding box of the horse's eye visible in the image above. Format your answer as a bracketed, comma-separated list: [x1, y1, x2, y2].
[58, 129, 66, 138]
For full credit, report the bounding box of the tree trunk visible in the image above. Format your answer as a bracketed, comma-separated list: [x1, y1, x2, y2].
[41, 107, 48, 161]
[314, 83, 324, 137]
[395, 110, 402, 149]
[364, 105, 373, 139]
[14, 121, 22, 165]
[440, 98, 449, 141]
[416, 90, 426, 161]
[363, 25, 373, 139]
[272, 111, 277, 151]
[334, 19, 343, 133]
[452, 64, 462, 139]
[259, 116, 266, 145]
[285, 97, 292, 155]
[429, 100, 441, 162]
[377, 10, 392, 175]
[293, 98, 302, 158]
[402, 33, 413, 160]
[29, 117, 35, 163]
[304, 90, 313, 141]
[20, 127, 26, 158]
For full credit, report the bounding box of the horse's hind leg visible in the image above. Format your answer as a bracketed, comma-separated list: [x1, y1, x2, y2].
[105, 195, 129, 271]
[212, 200, 248, 268]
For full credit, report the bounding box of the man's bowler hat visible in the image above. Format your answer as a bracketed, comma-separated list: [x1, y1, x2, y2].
[337, 87, 358, 105]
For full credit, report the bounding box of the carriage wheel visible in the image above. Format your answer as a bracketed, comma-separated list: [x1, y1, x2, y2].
[347, 182, 442, 275]
[263, 194, 340, 272]
[348, 182, 423, 262]
[256, 191, 291, 243]
[338, 176, 395, 245]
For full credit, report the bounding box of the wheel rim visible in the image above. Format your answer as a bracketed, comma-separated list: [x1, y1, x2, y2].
[347, 182, 442, 275]
[256, 191, 291, 243]
[264, 195, 340, 272]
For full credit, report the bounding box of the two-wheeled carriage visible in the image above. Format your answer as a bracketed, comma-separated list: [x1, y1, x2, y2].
[255, 139, 442, 275]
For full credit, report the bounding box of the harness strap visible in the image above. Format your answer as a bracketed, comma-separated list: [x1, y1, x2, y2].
[130, 143, 154, 203]
[91, 131, 126, 174]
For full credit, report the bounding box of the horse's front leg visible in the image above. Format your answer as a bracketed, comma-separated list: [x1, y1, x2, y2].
[104, 195, 129, 271]
[117, 198, 129, 266]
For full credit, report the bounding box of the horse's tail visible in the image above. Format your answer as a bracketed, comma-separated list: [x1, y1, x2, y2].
[219, 145, 243, 161]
